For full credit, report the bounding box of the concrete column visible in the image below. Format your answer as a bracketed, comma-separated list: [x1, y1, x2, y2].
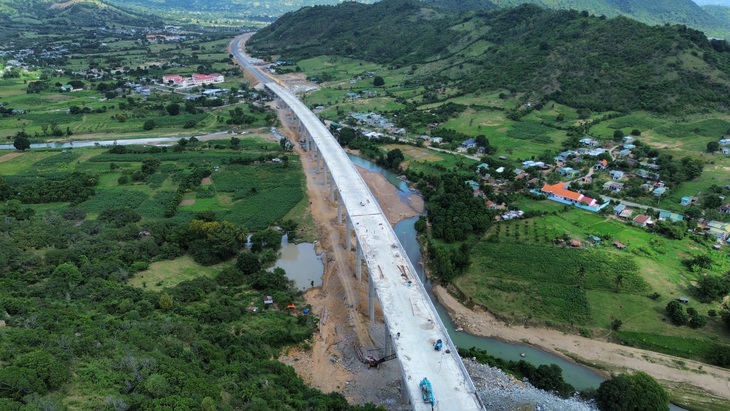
[329, 173, 335, 202]
[401, 373, 410, 404]
[368, 272, 375, 321]
[345, 215, 351, 250]
[356, 238, 362, 281]
[384, 322, 393, 357]
[337, 202, 342, 225]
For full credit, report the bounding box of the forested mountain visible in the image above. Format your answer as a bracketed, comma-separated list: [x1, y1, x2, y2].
[0, 0, 161, 28]
[704, 4, 730, 26]
[249, 0, 730, 115]
[429, 0, 730, 38]
[103, 0, 377, 22]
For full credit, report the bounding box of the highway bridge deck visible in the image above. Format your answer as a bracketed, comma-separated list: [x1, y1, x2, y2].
[232, 34, 484, 411]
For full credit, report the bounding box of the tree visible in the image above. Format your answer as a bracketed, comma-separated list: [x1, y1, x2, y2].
[596, 372, 668, 411]
[612, 129, 624, 141]
[13, 135, 30, 151]
[373, 76, 385, 87]
[236, 252, 261, 275]
[159, 293, 173, 310]
[166, 103, 181, 116]
[666, 300, 688, 326]
[683, 205, 702, 221]
[143, 120, 156, 131]
[704, 193, 723, 209]
[707, 141, 720, 153]
[52, 263, 83, 290]
[695, 274, 730, 302]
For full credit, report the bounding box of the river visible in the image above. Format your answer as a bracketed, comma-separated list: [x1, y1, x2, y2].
[278, 154, 685, 409]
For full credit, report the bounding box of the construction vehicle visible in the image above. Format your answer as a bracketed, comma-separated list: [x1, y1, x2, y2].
[354, 344, 396, 368]
[420, 378, 435, 405]
[433, 339, 443, 351]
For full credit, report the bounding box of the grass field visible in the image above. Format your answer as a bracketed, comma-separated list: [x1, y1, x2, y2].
[455, 207, 730, 362]
[127, 255, 229, 291]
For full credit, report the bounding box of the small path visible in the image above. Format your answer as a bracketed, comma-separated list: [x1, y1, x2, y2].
[0, 152, 24, 163]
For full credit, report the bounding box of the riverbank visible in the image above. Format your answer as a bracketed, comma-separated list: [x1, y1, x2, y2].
[433, 285, 730, 408]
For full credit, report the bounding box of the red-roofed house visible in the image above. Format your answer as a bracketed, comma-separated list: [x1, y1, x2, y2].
[162, 74, 185, 85]
[162, 73, 225, 88]
[633, 214, 653, 227]
[191, 73, 224, 85]
[541, 183, 598, 208]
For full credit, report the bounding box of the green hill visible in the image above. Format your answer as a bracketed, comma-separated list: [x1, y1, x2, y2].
[490, 0, 730, 38]
[249, 0, 730, 115]
[0, 0, 161, 28]
[103, 0, 377, 23]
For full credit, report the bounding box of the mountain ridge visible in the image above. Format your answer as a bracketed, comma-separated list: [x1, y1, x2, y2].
[249, 0, 730, 115]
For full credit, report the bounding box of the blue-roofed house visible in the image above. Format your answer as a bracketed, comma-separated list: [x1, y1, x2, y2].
[462, 138, 477, 149]
[653, 187, 668, 196]
[465, 180, 480, 191]
[659, 211, 684, 222]
[680, 196, 695, 206]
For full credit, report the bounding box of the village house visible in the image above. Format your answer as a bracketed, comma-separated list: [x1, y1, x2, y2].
[720, 204, 730, 214]
[653, 187, 668, 196]
[658, 211, 684, 222]
[603, 181, 624, 192]
[462, 138, 477, 149]
[633, 214, 653, 227]
[595, 159, 609, 170]
[541, 182, 600, 210]
[558, 167, 579, 178]
[162, 73, 224, 88]
[622, 136, 636, 144]
[609, 170, 624, 180]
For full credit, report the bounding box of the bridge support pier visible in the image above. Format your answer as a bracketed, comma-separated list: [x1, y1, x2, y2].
[329, 173, 335, 202]
[337, 202, 342, 225]
[384, 322, 393, 357]
[368, 272, 375, 321]
[356, 238, 362, 281]
[345, 215, 351, 250]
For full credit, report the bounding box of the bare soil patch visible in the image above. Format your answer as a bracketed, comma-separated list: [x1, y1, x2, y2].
[0, 152, 24, 163]
[179, 199, 195, 206]
[201, 177, 213, 186]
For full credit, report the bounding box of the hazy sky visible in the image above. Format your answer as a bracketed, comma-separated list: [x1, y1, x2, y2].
[693, 0, 730, 6]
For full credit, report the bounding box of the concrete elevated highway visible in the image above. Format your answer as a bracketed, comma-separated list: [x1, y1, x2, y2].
[231, 35, 484, 411]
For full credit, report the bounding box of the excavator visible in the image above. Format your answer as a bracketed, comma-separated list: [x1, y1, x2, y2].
[354, 344, 397, 368]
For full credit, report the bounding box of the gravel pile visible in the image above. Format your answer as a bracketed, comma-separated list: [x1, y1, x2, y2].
[465, 359, 598, 411]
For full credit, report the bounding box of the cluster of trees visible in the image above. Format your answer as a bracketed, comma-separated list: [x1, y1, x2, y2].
[1, 172, 96, 204]
[665, 300, 708, 328]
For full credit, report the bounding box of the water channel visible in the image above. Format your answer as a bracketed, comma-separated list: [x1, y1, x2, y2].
[0, 132, 230, 150]
[347, 156, 686, 410]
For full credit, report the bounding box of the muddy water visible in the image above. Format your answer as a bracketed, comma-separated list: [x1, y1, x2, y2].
[271, 235, 323, 291]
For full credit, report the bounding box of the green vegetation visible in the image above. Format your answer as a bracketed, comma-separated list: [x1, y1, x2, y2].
[0, 139, 372, 409]
[250, 1, 730, 115]
[596, 371, 669, 411]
